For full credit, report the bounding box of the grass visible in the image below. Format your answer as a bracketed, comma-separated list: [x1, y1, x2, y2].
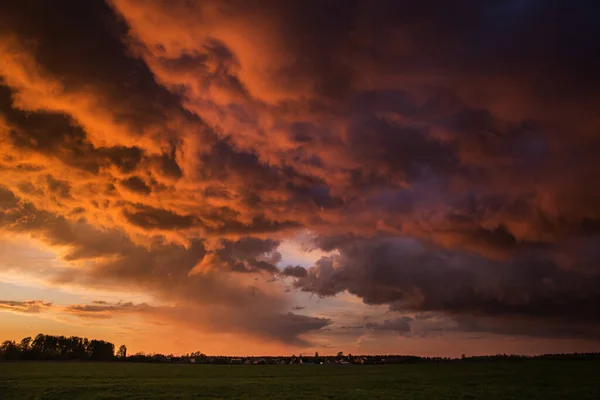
[0, 360, 599, 399]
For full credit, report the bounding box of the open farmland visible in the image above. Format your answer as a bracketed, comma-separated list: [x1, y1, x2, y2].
[1, 361, 599, 399]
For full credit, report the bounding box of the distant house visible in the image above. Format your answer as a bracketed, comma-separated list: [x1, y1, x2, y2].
[230, 358, 243, 364]
[189, 358, 196, 364]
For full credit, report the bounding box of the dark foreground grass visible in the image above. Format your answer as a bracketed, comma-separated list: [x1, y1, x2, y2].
[0, 360, 599, 399]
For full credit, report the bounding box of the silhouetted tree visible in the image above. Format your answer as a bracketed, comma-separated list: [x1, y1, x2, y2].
[3, 333, 600, 364]
[0, 341, 19, 360]
[0, 334, 115, 361]
[19, 337, 31, 352]
[88, 340, 115, 361]
[17, 337, 33, 359]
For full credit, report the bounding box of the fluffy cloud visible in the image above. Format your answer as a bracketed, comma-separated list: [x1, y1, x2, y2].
[0, 0, 599, 349]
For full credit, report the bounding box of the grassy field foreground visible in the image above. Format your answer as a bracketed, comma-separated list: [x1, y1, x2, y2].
[1, 361, 599, 399]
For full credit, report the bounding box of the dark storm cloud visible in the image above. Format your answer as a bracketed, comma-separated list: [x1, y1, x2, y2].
[0, 84, 145, 175]
[0, 0, 183, 133]
[0, 190, 327, 345]
[366, 316, 413, 334]
[450, 314, 600, 340]
[247, 259, 279, 274]
[122, 205, 200, 230]
[0, 0, 599, 348]
[201, 237, 282, 275]
[255, 312, 331, 346]
[0, 298, 332, 346]
[346, 114, 460, 183]
[281, 266, 309, 278]
[64, 301, 331, 346]
[0, 186, 18, 208]
[294, 236, 600, 338]
[119, 176, 151, 195]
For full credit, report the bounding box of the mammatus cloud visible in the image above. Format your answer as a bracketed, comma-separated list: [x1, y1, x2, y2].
[0, 0, 599, 350]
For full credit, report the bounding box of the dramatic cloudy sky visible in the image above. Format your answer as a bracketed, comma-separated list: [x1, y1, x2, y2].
[1, 0, 599, 356]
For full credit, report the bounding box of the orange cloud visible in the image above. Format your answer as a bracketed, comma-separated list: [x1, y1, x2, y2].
[0, 300, 52, 314]
[0, 0, 599, 354]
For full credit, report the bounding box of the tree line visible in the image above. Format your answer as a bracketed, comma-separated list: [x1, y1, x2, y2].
[2, 333, 600, 363]
[0, 334, 120, 361]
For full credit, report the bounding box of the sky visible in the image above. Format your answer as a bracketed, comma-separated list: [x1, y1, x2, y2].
[1, 0, 600, 357]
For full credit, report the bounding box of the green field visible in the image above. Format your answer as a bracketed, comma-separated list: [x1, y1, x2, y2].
[1, 361, 599, 399]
